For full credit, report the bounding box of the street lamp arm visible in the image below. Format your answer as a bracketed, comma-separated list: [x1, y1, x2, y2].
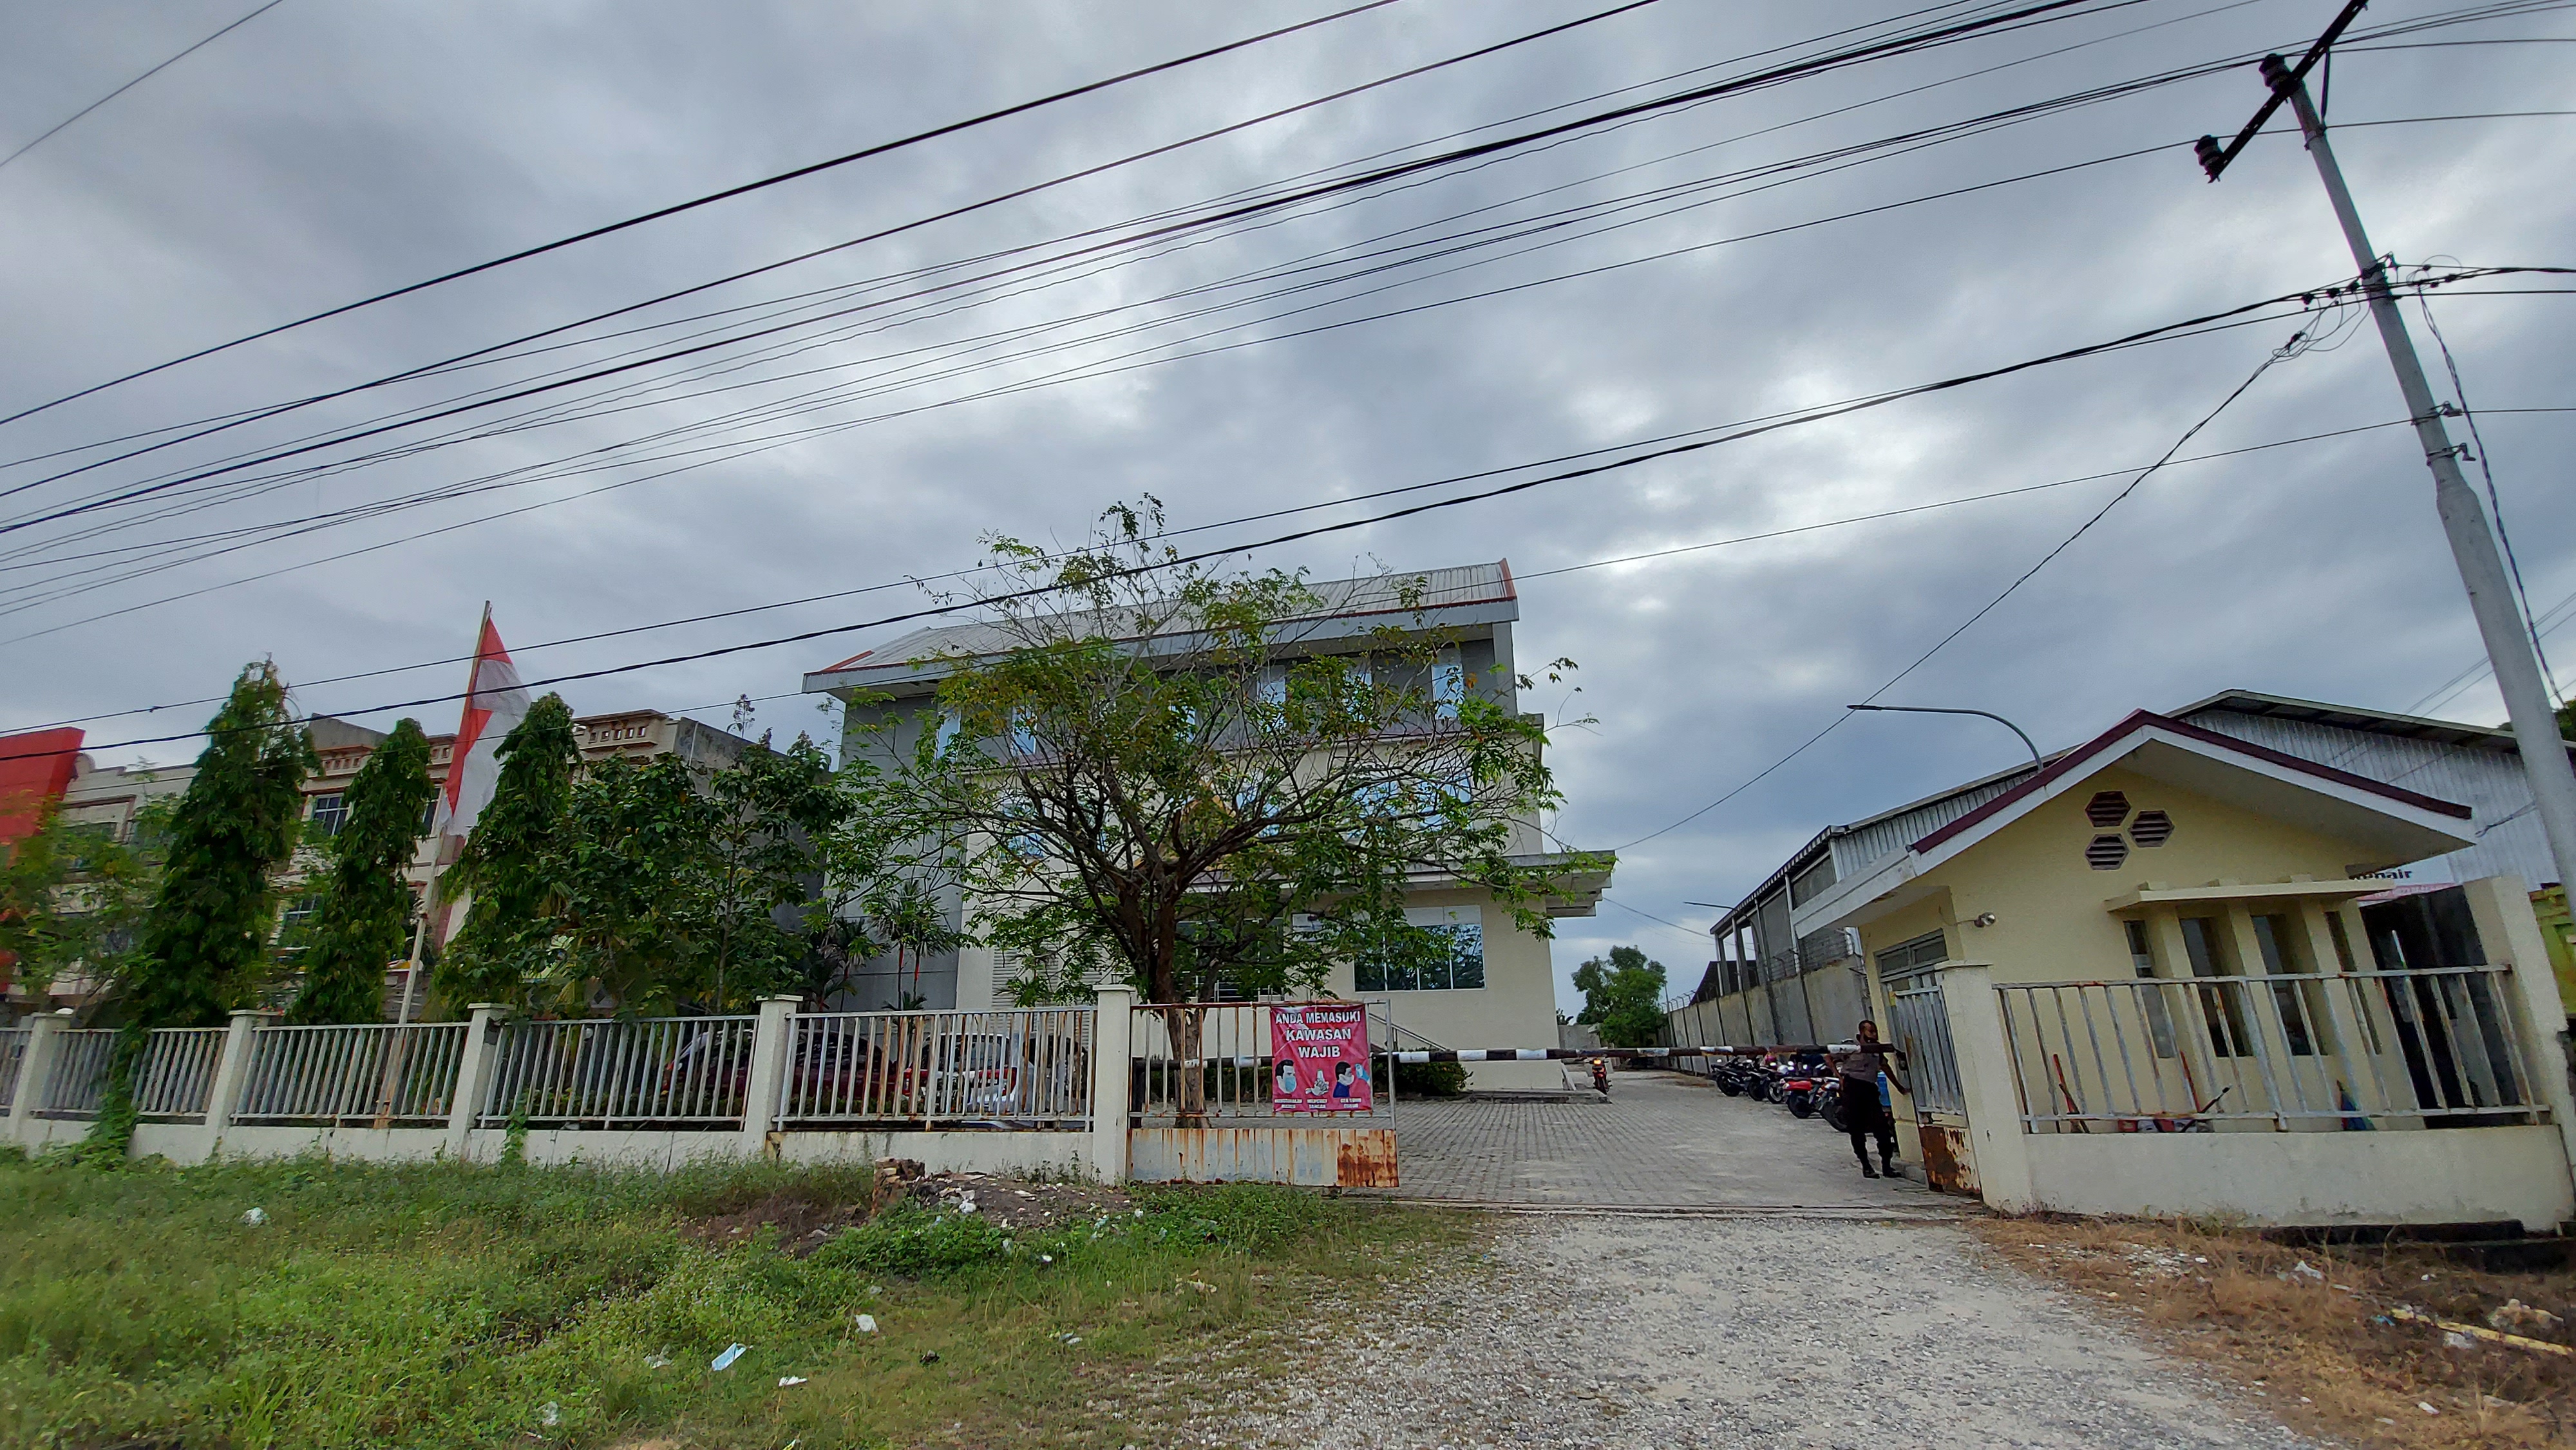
[1846, 703, 2045, 775]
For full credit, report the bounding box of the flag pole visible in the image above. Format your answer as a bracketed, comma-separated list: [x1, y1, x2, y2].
[375, 603, 491, 1128]
[395, 601, 488, 1027]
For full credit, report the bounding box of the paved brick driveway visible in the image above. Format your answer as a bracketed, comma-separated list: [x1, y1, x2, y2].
[1378, 1067, 1965, 1212]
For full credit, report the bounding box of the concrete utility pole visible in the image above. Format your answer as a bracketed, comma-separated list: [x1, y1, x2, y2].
[2196, 5, 2576, 894]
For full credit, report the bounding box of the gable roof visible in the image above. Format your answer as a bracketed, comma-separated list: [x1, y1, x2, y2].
[804, 561, 1517, 697]
[1789, 710, 2477, 934]
[1912, 708, 2470, 855]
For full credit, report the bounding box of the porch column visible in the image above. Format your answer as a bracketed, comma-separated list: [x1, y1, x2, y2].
[1088, 986, 1134, 1185]
[739, 995, 800, 1159]
[2460, 876, 2576, 1182]
[6, 1010, 71, 1147]
[202, 1010, 270, 1150]
[1938, 961, 2038, 1214]
[444, 1004, 507, 1162]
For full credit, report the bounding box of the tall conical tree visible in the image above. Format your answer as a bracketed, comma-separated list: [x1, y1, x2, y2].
[127, 661, 317, 1028]
[287, 718, 435, 1024]
[436, 693, 580, 1010]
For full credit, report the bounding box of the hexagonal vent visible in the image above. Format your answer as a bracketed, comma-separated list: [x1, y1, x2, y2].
[2085, 790, 2131, 828]
[2130, 810, 2174, 848]
[2085, 834, 2130, 871]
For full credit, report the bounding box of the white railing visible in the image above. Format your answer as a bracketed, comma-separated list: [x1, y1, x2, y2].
[38, 1029, 116, 1118]
[480, 1016, 756, 1128]
[781, 1008, 1093, 1127]
[1996, 966, 2544, 1133]
[236, 1023, 469, 1125]
[132, 1028, 227, 1120]
[0, 1028, 26, 1113]
[1132, 1001, 1388, 1123]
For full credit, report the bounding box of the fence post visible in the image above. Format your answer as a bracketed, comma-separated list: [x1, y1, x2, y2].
[444, 1004, 506, 1162]
[201, 1010, 269, 1152]
[739, 995, 800, 1160]
[5, 1010, 70, 1147]
[1938, 961, 2038, 1214]
[2460, 876, 2576, 1188]
[1088, 987, 1134, 1185]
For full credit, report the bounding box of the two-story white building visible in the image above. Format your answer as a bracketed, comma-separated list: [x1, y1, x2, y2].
[800, 561, 1609, 1088]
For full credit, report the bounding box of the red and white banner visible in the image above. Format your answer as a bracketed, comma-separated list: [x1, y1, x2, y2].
[434, 612, 531, 841]
[1271, 1001, 1373, 1114]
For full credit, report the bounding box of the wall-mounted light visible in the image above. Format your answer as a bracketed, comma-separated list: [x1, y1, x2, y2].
[1971, 912, 1998, 928]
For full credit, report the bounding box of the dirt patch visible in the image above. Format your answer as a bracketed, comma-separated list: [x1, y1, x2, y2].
[900, 1170, 1132, 1232]
[1978, 1215, 2576, 1447]
[687, 1161, 1132, 1256]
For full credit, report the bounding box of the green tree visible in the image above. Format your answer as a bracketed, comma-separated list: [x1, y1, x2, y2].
[866, 501, 1600, 1116]
[0, 798, 166, 1001]
[544, 754, 721, 1013]
[436, 694, 581, 1012]
[701, 733, 851, 1008]
[287, 719, 436, 1024]
[127, 662, 317, 1028]
[1573, 944, 1667, 1048]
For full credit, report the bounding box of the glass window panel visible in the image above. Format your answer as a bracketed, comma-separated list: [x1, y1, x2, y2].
[2125, 919, 2177, 1059]
[1445, 921, 1485, 989]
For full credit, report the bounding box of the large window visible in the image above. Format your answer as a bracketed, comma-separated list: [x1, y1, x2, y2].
[2123, 919, 2179, 1058]
[2179, 916, 2255, 1057]
[308, 793, 348, 840]
[1872, 929, 1946, 981]
[1354, 910, 1485, 992]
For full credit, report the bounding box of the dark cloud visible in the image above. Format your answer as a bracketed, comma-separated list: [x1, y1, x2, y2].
[1, 1, 2568, 1012]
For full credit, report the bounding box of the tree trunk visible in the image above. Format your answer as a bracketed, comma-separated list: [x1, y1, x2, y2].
[1160, 1002, 1209, 1128]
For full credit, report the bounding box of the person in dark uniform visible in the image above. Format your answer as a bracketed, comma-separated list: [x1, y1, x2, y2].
[1832, 1019, 1909, 1179]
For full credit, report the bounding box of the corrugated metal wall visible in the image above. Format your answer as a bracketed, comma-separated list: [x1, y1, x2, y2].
[2182, 711, 2555, 887]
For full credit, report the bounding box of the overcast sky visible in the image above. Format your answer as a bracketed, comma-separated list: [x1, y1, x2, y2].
[1, 0, 2568, 1014]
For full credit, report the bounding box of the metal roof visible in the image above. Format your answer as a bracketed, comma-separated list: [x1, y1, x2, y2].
[2170, 688, 2524, 751]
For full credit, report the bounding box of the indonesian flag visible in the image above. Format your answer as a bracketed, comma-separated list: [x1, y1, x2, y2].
[434, 612, 531, 841]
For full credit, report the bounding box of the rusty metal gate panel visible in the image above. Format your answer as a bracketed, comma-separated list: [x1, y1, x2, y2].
[1127, 1127, 1397, 1187]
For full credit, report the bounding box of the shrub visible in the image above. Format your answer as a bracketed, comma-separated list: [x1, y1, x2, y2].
[810, 1203, 1010, 1278]
[1395, 1060, 1468, 1098]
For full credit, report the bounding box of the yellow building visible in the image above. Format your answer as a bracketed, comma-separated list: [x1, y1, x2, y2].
[1781, 708, 2576, 1229]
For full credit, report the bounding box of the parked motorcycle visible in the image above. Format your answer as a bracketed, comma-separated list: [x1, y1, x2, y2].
[1782, 1073, 1819, 1118]
[1817, 1077, 1846, 1132]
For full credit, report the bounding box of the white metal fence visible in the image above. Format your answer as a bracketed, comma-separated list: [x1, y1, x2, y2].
[780, 1009, 1092, 1127]
[38, 1029, 117, 1118]
[1996, 966, 2544, 1132]
[480, 1016, 756, 1128]
[0, 1028, 26, 1114]
[131, 1028, 226, 1120]
[1132, 1001, 1388, 1123]
[235, 1023, 469, 1125]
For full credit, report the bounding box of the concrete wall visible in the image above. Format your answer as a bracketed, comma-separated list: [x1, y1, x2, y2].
[10, 1116, 1093, 1177]
[2021, 1125, 2575, 1231]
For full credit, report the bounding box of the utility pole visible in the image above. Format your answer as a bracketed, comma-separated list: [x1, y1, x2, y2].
[2196, 1, 2576, 894]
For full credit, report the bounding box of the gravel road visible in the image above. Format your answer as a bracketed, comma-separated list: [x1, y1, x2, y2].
[1207, 1212, 2315, 1449]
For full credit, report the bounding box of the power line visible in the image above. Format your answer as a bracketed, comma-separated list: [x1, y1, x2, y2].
[1601, 311, 2328, 855]
[0, 0, 1420, 427]
[3, 267, 2532, 766]
[0, 0, 289, 174]
[0, 0, 2151, 514]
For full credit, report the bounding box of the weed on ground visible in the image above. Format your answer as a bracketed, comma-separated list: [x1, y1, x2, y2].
[0, 1153, 1470, 1449]
[1978, 1214, 2576, 1447]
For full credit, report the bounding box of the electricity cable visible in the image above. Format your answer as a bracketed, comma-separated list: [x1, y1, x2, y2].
[1, 266, 2537, 764]
[0, 0, 1421, 426]
[0, 0, 289, 174]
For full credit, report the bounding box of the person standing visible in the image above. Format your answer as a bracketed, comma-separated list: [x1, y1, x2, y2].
[1833, 1019, 1909, 1179]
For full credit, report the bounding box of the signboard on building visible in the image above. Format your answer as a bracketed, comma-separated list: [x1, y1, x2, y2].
[1269, 1001, 1372, 1113]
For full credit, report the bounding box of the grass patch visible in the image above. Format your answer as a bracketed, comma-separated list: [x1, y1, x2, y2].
[1977, 1214, 2576, 1447]
[0, 1154, 1469, 1449]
